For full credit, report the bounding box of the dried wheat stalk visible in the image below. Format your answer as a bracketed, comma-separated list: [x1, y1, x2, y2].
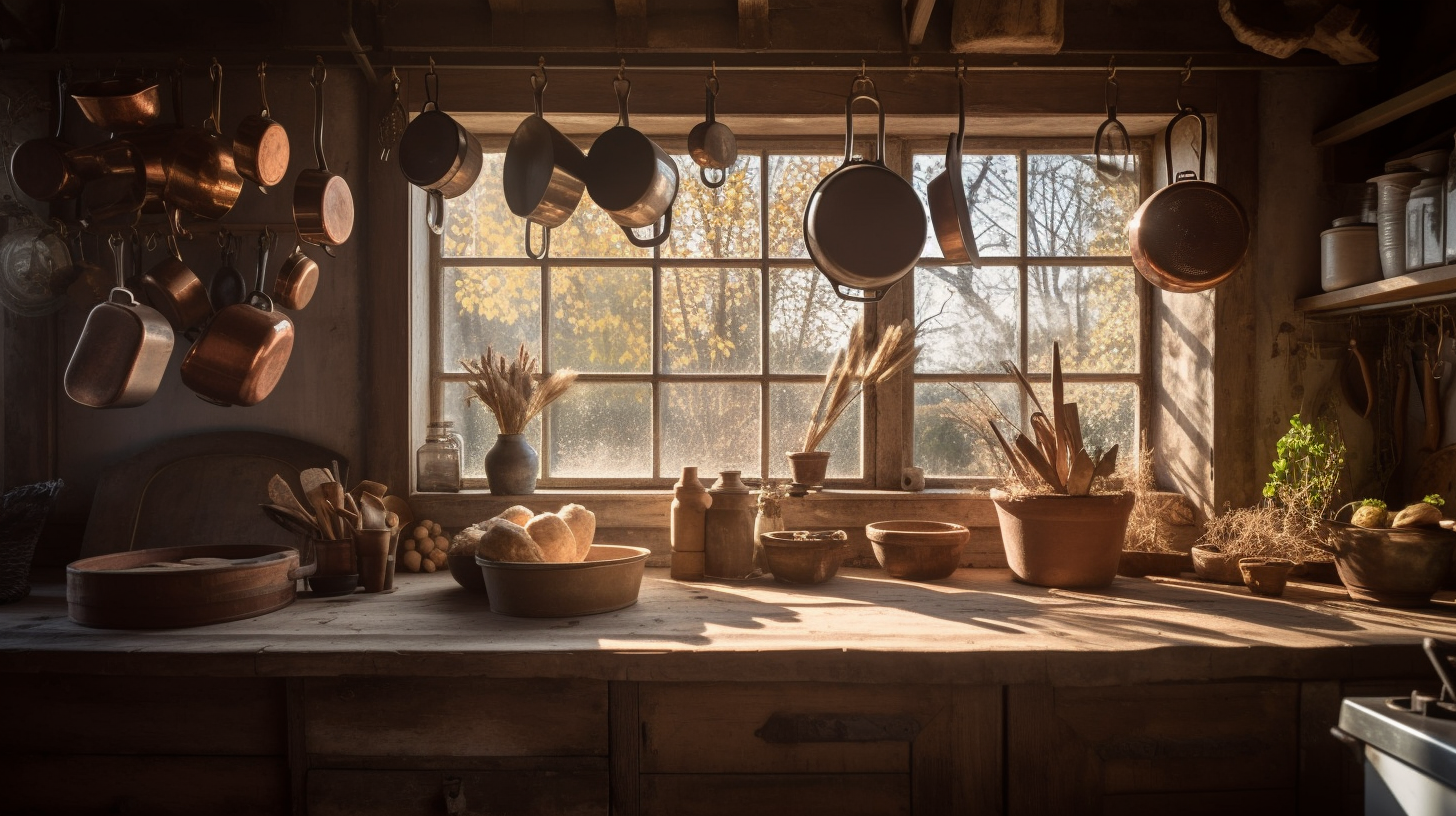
[460, 344, 577, 435]
[802, 319, 920, 452]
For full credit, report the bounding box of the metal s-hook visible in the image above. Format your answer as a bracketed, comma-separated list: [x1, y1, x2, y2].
[1176, 56, 1194, 110]
[423, 56, 438, 111]
[1107, 55, 1117, 81]
[617, 59, 627, 82]
[858, 59, 867, 79]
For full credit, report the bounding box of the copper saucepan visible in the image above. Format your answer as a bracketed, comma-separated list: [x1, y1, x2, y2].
[293, 59, 354, 249]
[686, 72, 737, 189]
[140, 206, 212, 332]
[181, 230, 295, 407]
[69, 76, 160, 132]
[1128, 107, 1249, 293]
[164, 59, 243, 221]
[399, 59, 484, 235]
[64, 233, 174, 409]
[272, 245, 319, 310]
[503, 63, 587, 260]
[233, 61, 290, 190]
[586, 72, 678, 249]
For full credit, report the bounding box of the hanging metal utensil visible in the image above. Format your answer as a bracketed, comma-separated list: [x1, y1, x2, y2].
[140, 205, 212, 332]
[398, 58, 483, 234]
[687, 64, 737, 189]
[293, 58, 355, 249]
[69, 75, 160, 132]
[164, 59, 244, 220]
[0, 218, 73, 317]
[586, 64, 678, 248]
[233, 62, 290, 191]
[503, 59, 588, 260]
[272, 244, 320, 310]
[379, 68, 407, 162]
[1094, 59, 1132, 181]
[210, 229, 247, 309]
[64, 233, 174, 409]
[927, 64, 980, 267]
[11, 69, 80, 202]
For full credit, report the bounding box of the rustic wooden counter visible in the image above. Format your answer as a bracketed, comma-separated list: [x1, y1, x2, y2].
[3, 568, 1454, 816]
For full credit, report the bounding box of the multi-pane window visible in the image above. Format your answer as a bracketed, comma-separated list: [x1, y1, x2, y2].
[429, 138, 1145, 488]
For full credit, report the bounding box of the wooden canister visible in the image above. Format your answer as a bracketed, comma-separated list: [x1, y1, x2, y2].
[704, 470, 757, 579]
[670, 466, 712, 580]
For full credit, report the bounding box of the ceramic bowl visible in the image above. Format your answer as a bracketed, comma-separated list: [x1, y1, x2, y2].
[1191, 544, 1244, 584]
[760, 530, 848, 585]
[447, 551, 488, 593]
[865, 520, 968, 581]
[476, 544, 649, 617]
[1239, 557, 1296, 597]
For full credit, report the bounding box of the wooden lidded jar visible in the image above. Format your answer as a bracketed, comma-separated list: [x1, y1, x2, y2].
[704, 470, 757, 580]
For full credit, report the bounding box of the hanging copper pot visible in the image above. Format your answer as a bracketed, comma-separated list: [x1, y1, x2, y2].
[69, 76, 161, 132]
[232, 62, 290, 190]
[163, 59, 243, 220]
[586, 72, 678, 248]
[293, 59, 354, 248]
[399, 59, 483, 235]
[139, 206, 212, 332]
[271, 245, 319, 310]
[64, 233, 174, 409]
[503, 62, 587, 260]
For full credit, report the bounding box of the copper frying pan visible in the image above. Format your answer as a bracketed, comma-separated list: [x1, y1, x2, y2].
[293, 59, 354, 249]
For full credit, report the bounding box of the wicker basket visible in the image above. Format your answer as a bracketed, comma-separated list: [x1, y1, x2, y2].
[0, 479, 63, 604]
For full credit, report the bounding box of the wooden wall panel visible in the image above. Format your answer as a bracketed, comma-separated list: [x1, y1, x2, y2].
[640, 773, 911, 816]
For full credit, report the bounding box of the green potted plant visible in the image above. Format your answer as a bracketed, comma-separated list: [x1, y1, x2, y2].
[792, 318, 919, 488]
[974, 343, 1132, 589]
[460, 344, 577, 495]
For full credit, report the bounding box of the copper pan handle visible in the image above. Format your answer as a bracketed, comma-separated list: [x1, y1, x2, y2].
[1163, 106, 1207, 182]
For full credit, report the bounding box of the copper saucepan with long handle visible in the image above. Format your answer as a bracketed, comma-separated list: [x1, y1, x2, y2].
[294, 59, 354, 249]
[687, 71, 737, 189]
[64, 233, 175, 409]
[181, 229, 295, 407]
[272, 244, 319, 310]
[233, 61, 290, 191]
[140, 206, 212, 333]
[926, 68, 980, 268]
[399, 59, 484, 236]
[164, 59, 244, 221]
[586, 72, 678, 249]
[1128, 107, 1249, 293]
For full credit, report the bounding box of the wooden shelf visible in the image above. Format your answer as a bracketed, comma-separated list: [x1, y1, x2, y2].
[1295, 263, 1456, 314]
[1313, 67, 1456, 147]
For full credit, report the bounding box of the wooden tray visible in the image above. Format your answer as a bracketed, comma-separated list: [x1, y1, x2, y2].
[67, 544, 312, 629]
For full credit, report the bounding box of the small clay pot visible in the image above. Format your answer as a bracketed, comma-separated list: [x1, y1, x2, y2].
[1239, 557, 1296, 597]
[787, 451, 831, 488]
[865, 520, 968, 581]
[761, 530, 848, 585]
[1191, 543, 1243, 584]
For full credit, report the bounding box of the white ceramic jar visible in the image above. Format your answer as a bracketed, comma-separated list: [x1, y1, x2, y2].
[1406, 177, 1443, 272]
[1372, 171, 1430, 278]
[1321, 217, 1380, 292]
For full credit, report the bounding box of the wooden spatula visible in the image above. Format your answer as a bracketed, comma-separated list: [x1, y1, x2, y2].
[267, 475, 313, 522]
[359, 492, 389, 530]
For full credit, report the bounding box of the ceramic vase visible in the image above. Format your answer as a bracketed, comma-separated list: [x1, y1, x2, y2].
[485, 433, 538, 495]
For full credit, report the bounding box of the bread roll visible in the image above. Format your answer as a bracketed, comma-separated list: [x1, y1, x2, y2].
[498, 505, 533, 526]
[450, 526, 484, 556]
[525, 512, 577, 562]
[476, 518, 545, 562]
[559, 504, 596, 561]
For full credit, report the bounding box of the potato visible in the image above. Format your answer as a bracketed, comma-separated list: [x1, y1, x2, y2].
[417, 536, 436, 556]
[431, 522, 443, 537]
[402, 538, 417, 553]
[1352, 505, 1388, 528]
[421, 557, 436, 573]
[1394, 502, 1443, 528]
[498, 505, 533, 526]
[526, 512, 576, 562]
[430, 548, 448, 566]
[412, 525, 429, 541]
[433, 535, 449, 552]
[559, 504, 596, 561]
[400, 550, 423, 573]
[476, 518, 545, 562]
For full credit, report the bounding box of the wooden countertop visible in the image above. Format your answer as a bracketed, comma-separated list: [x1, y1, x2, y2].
[3, 568, 1454, 685]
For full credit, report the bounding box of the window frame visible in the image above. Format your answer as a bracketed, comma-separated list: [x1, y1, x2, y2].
[421, 133, 1153, 492]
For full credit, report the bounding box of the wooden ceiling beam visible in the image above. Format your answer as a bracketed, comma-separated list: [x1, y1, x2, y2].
[738, 0, 769, 50]
[903, 0, 936, 47]
[615, 0, 647, 49]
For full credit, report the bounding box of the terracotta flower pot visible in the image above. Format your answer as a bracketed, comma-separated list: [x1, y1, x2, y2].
[1239, 557, 1295, 597]
[1316, 520, 1456, 607]
[1191, 543, 1244, 584]
[787, 450, 831, 487]
[989, 489, 1134, 589]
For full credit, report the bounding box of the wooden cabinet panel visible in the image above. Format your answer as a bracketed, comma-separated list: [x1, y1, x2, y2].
[640, 773, 911, 816]
[304, 677, 608, 758]
[0, 674, 285, 756]
[6, 755, 288, 815]
[639, 682, 950, 774]
[306, 769, 608, 816]
[1008, 682, 1299, 814]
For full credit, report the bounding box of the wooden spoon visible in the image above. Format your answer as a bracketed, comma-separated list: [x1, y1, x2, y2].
[353, 479, 388, 500]
[359, 492, 388, 530]
[267, 474, 313, 522]
[260, 503, 320, 537]
[382, 495, 414, 528]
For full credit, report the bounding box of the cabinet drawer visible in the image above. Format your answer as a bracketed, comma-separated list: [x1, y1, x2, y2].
[8, 755, 288, 815]
[307, 768, 608, 816]
[305, 677, 608, 758]
[639, 683, 947, 774]
[0, 674, 285, 756]
[641, 773, 910, 816]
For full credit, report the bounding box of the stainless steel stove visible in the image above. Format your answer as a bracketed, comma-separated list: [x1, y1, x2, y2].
[1337, 638, 1456, 815]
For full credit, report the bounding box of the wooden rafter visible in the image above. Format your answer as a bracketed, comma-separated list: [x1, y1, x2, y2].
[739, 0, 769, 49]
[903, 0, 936, 47]
[615, 0, 647, 48]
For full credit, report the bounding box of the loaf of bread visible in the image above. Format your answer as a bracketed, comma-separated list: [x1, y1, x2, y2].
[498, 505, 534, 526]
[559, 504, 596, 561]
[525, 512, 577, 562]
[476, 518, 545, 562]
[449, 526, 485, 556]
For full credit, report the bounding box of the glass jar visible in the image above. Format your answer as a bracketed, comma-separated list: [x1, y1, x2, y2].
[441, 420, 466, 456]
[416, 422, 462, 492]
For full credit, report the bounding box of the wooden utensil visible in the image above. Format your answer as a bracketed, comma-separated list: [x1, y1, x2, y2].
[260, 503, 320, 538]
[1423, 349, 1442, 452]
[354, 480, 388, 499]
[359, 492, 388, 530]
[267, 474, 312, 521]
[333, 503, 360, 533]
[382, 495, 414, 528]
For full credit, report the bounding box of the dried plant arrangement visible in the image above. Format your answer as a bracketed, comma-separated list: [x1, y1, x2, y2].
[801, 319, 920, 453]
[460, 344, 578, 435]
[950, 342, 1119, 496]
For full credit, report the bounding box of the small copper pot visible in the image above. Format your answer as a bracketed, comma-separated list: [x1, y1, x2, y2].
[233, 62, 290, 189]
[69, 76, 160, 131]
[293, 61, 354, 247]
[271, 245, 319, 310]
[64, 234, 174, 409]
[139, 209, 211, 331]
[164, 61, 243, 221]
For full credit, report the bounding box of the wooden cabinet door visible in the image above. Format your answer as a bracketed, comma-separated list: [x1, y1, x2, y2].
[1008, 682, 1299, 815]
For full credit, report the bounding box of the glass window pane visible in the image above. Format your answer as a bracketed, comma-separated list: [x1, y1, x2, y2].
[548, 382, 652, 477]
[662, 154, 762, 259]
[767, 155, 840, 258]
[661, 267, 761, 374]
[914, 382, 1021, 477]
[1030, 382, 1137, 462]
[912, 153, 1019, 258]
[914, 265, 1019, 374]
[1026, 266, 1138, 374]
[1026, 154, 1140, 257]
[768, 383, 861, 479]
[661, 383, 760, 477]
[768, 267, 862, 374]
[441, 154, 518, 258]
[440, 381, 542, 481]
[441, 266, 541, 374]
[549, 267, 651, 373]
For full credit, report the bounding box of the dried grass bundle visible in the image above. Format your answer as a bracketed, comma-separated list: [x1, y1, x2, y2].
[802, 319, 920, 452]
[461, 345, 577, 435]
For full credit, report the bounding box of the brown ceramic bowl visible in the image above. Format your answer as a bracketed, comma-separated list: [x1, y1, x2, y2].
[865, 520, 968, 581]
[1191, 544, 1243, 584]
[761, 530, 848, 585]
[447, 551, 488, 593]
[476, 544, 649, 617]
[1238, 557, 1295, 597]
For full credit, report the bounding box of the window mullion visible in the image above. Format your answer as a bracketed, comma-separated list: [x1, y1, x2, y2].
[1017, 149, 1030, 429]
[540, 260, 552, 480]
[760, 149, 772, 481]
